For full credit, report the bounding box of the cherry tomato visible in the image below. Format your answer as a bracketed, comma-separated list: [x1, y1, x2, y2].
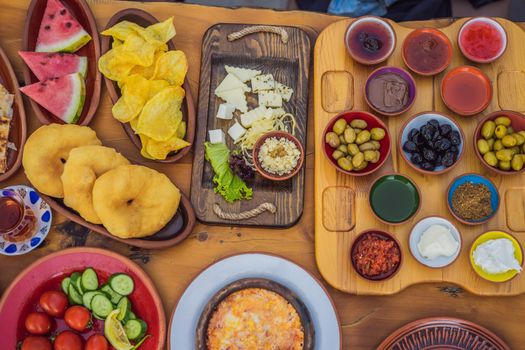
[39, 291, 68, 317]
[64, 306, 92, 332]
[25, 312, 53, 335]
[21, 336, 52, 350]
[85, 334, 109, 350]
[53, 331, 83, 350]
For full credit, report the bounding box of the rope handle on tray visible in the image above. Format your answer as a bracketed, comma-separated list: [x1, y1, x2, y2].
[213, 202, 277, 220]
[227, 25, 289, 44]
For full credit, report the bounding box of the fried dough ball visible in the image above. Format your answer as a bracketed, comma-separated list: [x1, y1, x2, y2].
[61, 146, 130, 224]
[92, 164, 181, 238]
[23, 124, 101, 197]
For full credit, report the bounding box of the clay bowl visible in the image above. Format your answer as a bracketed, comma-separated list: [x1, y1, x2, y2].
[458, 17, 508, 64]
[474, 110, 525, 175]
[0, 247, 166, 350]
[402, 28, 452, 76]
[252, 131, 304, 181]
[195, 278, 315, 350]
[441, 65, 492, 116]
[344, 16, 396, 65]
[470, 230, 523, 283]
[22, 0, 101, 126]
[350, 229, 403, 281]
[364, 66, 416, 116]
[446, 173, 500, 226]
[322, 110, 391, 176]
[40, 191, 196, 249]
[101, 8, 196, 164]
[0, 45, 26, 182]
[399, 111, 465, 175]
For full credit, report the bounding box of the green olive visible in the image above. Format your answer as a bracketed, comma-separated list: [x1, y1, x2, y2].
[494, 116, 511, 126]
[512, 133, 525, 146]
[337, 157, 353, 171]
[364, 150, 376, 162]
[325, 132, 340, 148]
[354, 160, 369, 171]
[512, 154, 524, 171]
[481, 120, 496, 139]
[487, 138, 495, 150]
[510, 147, 520, 156]
[370, 151, 381, 164]
[339, 135, 346, 144]
[343, 128, 356, 144]
[493, 140, 504, 151]
[347, 143, 360, 156]
[518, 131, 525, 139]
[495, 125, 508, 139]
[356, 130, 371, 145]
[337, 144, 348, 154]
[371, 140, 381, 150]
[350, 119, 367, 129]
[483, 151, 498, 167]
[499, 160, 511, 171]
[496, 149, 514, 161]
[507, 126, 515, 134]
[370, 128, 386, 141]
[353, 128, 362, 135]
[502, 135, 517, 147]
[352, 152, 365, 168]
[358, 141, 376, 151]
[332, 150, 344, 160]
[332, 118, 347, 135]
[477, 139, 490, 155]
[523, 143, 525, 153]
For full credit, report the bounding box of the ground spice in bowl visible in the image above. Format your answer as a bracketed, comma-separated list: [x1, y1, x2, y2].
[451, 182, 492, 221]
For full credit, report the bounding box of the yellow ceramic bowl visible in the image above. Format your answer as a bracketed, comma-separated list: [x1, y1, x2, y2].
[470, 231, 523, 283]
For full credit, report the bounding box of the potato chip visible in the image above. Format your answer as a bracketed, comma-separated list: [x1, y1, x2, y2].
[112, 38, 123, 49]
[151, 50, 188, 86]
[112, 74, 150, 123]
[98, 46, 137, 81]
[145, 17, 176, 43]
[122, 33, 157, 67]
[146, 133, 190, 160]
[147, 80, 170, 99]
[129, 51, 164, 80]
[101, 21, 145, 41]
[129, 116, 139, 132]
[176, 121, 186, 139]
[138, 134, 155, 159]
[136, 86, 185, 141]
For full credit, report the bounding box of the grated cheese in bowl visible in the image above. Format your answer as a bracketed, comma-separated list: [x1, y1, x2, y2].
[258, 136, 301, 176]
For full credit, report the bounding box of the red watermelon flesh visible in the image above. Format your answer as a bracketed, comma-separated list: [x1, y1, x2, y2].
[20, 73, 85, 124]
[19, 51, 87, 81]
[36, 0, 91, 53]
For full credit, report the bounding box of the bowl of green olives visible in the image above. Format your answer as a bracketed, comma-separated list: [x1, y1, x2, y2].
[474, 111, 525, 174]
[323, 111, 391, 176]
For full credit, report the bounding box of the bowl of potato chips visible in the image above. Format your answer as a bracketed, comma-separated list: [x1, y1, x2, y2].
[99, 9, 195, 163]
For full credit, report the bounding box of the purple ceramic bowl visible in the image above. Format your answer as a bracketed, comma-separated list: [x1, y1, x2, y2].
[365, 66, 417, 116]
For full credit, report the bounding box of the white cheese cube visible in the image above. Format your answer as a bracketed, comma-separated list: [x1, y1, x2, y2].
[225, 65, 261, 83]
[275, 82, 294, 102]
[240, 105, 268, 127]
[228, 122, 246, 143]
[258, 90, 282, 107]
[215, 73, 250, 95]
[215, 88, 248, 113]
[264, 107, 286, 119]
[216, 103, 235, 120]
[251, 74, 275, 92]
[208, 129, 226, 144]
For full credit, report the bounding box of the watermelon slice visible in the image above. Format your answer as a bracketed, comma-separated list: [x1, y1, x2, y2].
[19, 51, 87, 81]
[35, 0, 91, 53]
[20, 73, 85, 123]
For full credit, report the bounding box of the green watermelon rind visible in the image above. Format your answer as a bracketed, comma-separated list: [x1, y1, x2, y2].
[36, 30, 92, 53]
[78, 56, 88, 78]
[63, 73, 86, 124]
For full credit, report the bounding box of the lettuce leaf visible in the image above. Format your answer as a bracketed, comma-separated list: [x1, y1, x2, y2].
[204, 142, 252, 202]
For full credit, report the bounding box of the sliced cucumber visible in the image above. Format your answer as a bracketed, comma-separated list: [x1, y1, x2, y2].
[70, 272, 81, 291]
[82, 291, 102, 310]
[100, 284, 123, 305]
[91, 294, 114, 318]
[61, 277, 71, 295]
[116, 297, 131, 321]
[109, 274, 134, 296]
[68, 283, 83, 305]
[124, 319, 147, 341]
[128, 311, 137, 320]
[81, 268, 99, 291]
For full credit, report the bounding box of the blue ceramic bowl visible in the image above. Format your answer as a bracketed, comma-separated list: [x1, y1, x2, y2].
[447, 173, 499, 225]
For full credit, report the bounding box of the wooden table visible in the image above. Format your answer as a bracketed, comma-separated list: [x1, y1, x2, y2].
[0, 1, 524, 348]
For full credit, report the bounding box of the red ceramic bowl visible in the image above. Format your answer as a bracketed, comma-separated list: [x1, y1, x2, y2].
[402, 28, 452, 76]
[323, 111, 391, 176]
[458, 17, 508, 64]
[441, 66, 492, 116]
[0, 247, 166, 350]
[473, 110, 525, 175]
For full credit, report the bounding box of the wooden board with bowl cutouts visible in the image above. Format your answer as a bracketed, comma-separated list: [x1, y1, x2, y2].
[314, 17, 525, 295]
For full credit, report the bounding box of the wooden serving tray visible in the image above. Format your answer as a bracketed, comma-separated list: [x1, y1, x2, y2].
[314, 18, 525, 295]
[191, 23, 311, 227]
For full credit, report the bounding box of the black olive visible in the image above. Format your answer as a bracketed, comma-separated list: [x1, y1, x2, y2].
[403, 140, 417, 153]
[421, 126, 434, 142]
[450, 145, 458, 153]
[428, 119, 440, 128]
[442, 152, 456, 167]
[435, 154, 443, 166]
[450, 130, 461, 145]
[421, 162, 435, 171]
[435, 138, 451, 152]
[423, 148, 437, 161]
[414, 133, 425, 146]
[408, 129, 419, 142]
[439, 124, 452, 136]
[432, 129, 440, 141]
[411, 153, 423, 165]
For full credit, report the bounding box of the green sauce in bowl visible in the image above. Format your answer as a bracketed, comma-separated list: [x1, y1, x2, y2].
[370, 174, 420, 224]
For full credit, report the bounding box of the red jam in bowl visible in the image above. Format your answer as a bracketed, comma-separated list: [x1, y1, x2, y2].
[460, 19, 505, 61]
[403, 29, 451, 75]
[346, 18, 394, 64]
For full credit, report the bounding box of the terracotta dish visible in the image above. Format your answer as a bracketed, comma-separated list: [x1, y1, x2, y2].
[22, 0, 101, 126]
[0, 45, 26, 182]
[402, 28, 452, 76]
[101, 8, 196, 163]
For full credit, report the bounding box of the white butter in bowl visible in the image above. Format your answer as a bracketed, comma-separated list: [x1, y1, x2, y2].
[473, 238, 522, 275]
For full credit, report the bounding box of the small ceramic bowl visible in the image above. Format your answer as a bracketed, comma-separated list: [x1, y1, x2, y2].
[344, 16, 396, 65]
[402, 28, 452, 76]
[365, 66, 417, 116]
[458, 17, 507, 64]
[351, 229, 402, 281]
[473, 110, 525, 175]
[440, 66, 492, 116]
[409, 216, 461, 269]
[322, 110, 391, 176]
[253, 131, 304, 181]
[446, 173, 500, 225]
[399, 112, 465, 175]
[369, 173, 421, 225]
[470, 230, 523, 283]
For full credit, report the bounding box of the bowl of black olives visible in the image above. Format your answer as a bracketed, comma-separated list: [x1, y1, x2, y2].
[399, 112, 464, 174]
